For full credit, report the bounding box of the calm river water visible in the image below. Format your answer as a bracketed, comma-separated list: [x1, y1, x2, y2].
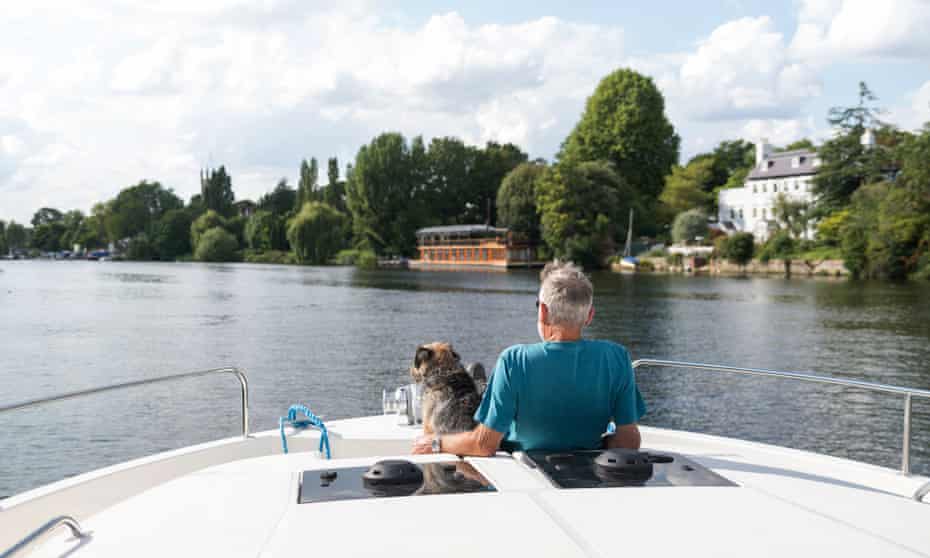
[1, 260, 929, 497]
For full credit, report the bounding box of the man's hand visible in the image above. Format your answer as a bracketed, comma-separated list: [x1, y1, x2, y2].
[412, 434, 435, 455]
[606, 423, 641, 449]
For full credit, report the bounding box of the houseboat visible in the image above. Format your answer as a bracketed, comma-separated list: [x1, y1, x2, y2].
[410, 224, 539, 270]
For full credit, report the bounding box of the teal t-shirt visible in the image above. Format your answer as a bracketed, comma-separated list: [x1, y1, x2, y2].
[474, 339, 646, 451]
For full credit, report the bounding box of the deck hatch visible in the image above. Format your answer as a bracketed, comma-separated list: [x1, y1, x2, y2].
[299, 460, 496, 504]
[523, 449, 737, 489]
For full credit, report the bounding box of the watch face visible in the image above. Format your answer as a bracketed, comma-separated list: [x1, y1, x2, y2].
[432, 437, 441, 452]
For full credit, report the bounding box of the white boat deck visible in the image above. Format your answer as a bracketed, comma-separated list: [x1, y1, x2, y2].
[6, 414, 930, 558]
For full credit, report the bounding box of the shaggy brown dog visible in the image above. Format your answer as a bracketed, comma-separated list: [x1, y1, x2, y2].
[411, 342, 482, 436]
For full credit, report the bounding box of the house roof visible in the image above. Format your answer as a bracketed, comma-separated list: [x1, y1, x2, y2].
[415, 224, 508, 237]
[747, 149, 818, 180]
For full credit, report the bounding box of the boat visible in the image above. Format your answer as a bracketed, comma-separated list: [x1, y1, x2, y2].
[1, 359, 929, 557]
[616, 209, 638, 273]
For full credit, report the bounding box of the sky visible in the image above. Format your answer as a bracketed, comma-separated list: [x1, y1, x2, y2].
[1, 0, 929, 224]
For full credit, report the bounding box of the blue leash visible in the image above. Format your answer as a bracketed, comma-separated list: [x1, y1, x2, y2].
[279, 403, 331, 459]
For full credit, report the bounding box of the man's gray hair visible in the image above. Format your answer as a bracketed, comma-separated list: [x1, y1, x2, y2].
[539, 260, 593, 327]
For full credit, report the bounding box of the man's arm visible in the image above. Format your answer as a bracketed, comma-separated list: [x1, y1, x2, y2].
[605, 423, 641, 449]
[412, 424, 504, 457]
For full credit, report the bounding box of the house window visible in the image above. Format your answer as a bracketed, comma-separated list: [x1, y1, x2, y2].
[752, 208, 757, 218]
[753, 184, 757, 193]
[794, 181, 799, 191]
[730, 209, 735, 219]
[762, 208, 767, 218]
[774, 184, 778, 193]
[739, 209, 744, 219]
[762, 184, 767, 193]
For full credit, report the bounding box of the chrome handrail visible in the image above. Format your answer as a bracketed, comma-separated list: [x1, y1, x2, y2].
[632, 359, 930, 476]
[0, 515, 88, 558]
[915, 481, 930, 503]
[0, 367, 250, 437]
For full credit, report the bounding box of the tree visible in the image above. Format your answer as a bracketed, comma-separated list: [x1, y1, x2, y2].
[758, 231, 797, 277]
[723, 232, 755, 270]
[783, 139, 816, 151]
[0, 220, 7, 255]
[194, 227, 239, 262]
[322, 157, 346, 212]
[191, 210, 229, 249]
[424, 136, 476, 225]
[59, 210, 85, 250]
[671, 209, 708, 244]
[772, 194, 812, 239]
[660, 159, 714, 215]
[287, 202, 348, 264]
[153, 209, 193, 260]
[536, 161, 631, 268]
[125, 233, 156, 260]
[201, 166, 235, 216]
[297, 158, 319, 207]
[816, 210, 850, 247]
[467, 141, 527, 224]
[31, 207, 63, 227]
[828, 82, 884, 132]
[5, 221, 27, 251]
[32, 222, 66, 252]
[105, 181, 183, 240]
[345, 132, 426, 256]
[497, 162, 546, 244]
[258, 179, 297, 216]
[814, 83, 891, 213]
[559, 68, 679, 233]
[245, 210, 277, 251]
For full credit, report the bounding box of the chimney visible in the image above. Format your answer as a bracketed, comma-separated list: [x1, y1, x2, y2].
[755, 138, 771, 166]
[860, 128, 876, 150]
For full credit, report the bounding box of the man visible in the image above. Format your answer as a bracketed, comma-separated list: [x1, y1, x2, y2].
[413, 260, 646, 456]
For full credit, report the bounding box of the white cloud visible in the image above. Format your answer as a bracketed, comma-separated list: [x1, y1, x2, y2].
[791, 0, 930, 61]
[0, 4, 630, 222]
[887, 80, 930, 131]
[665, 17, 822, 121]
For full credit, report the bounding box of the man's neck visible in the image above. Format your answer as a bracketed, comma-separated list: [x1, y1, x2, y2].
[544, 327, 583, 342]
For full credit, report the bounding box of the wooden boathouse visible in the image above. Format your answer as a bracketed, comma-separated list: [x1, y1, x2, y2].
[410, 225, 538, 269]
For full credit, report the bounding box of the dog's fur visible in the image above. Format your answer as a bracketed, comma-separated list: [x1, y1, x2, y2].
[411, 342, 482, 435]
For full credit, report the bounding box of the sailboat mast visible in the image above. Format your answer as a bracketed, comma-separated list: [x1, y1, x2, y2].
[623, 208, 634, 258]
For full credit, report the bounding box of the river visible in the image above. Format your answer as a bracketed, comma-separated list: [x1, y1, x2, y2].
[1, 260, 928, 497]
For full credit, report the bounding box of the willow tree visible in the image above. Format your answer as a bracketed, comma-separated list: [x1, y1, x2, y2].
[287, 202, 348, 264]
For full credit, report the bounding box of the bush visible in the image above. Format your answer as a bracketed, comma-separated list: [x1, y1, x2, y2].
[637, 260, 655, 272]
[194, 227, 239, 262]
[334, 249, 364, 265]
[725, 232, 755, 267]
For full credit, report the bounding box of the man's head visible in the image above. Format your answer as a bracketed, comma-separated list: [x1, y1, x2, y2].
[537, 260, 594, 341]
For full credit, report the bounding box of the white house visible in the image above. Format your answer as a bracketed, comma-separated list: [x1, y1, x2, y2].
[717, 139, 820, 241]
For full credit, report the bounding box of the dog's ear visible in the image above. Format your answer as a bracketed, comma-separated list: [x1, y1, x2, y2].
[415, 346, 433, 369]
[451, 350, 461, 362]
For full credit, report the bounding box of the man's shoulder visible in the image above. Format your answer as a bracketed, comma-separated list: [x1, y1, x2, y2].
[584, 339, 631, 358]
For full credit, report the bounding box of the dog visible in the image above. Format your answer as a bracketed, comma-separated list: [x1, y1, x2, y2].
[410, 342, 483, 436]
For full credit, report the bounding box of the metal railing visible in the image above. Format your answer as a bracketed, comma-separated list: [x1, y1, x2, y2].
[0, 367, 250, 437]
[632, 359, 930, 478]
[0, 515, 87, 558]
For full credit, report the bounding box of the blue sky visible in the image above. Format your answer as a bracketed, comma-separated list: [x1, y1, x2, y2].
[1, 0, 929, 223]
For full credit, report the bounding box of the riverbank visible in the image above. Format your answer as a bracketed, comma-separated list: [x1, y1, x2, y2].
[616, 257, 849, 277]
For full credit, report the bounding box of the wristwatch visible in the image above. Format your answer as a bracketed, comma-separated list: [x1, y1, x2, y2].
[431, 435, 442, 453]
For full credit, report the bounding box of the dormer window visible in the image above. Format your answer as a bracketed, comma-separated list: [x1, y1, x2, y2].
[767, 160, 775, 169]
[799, 156, 806, 164]
[791, 157, 799, 168]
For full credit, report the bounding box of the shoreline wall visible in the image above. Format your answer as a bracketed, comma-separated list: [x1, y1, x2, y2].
[623, 257, 849, 277]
